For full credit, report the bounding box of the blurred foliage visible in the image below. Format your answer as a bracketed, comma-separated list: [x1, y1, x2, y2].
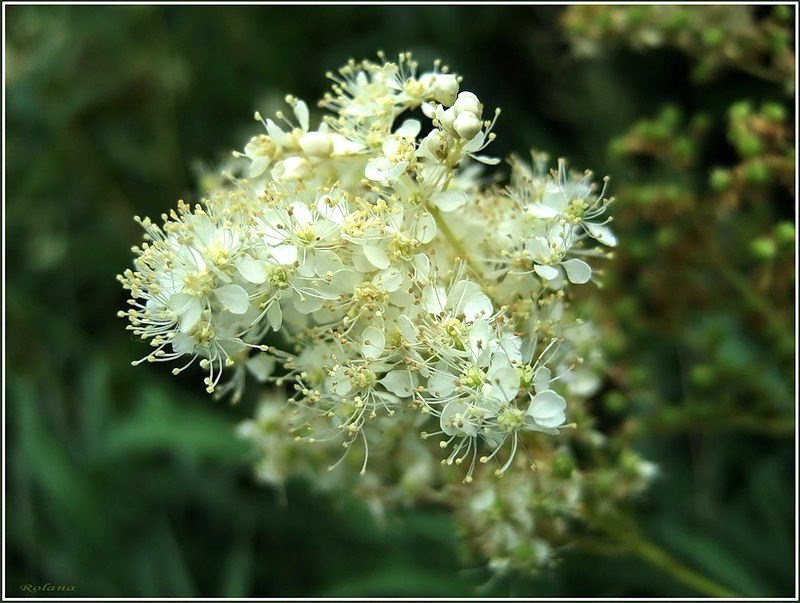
[5, 4, 795, 597]
[562, 4, 795, 92]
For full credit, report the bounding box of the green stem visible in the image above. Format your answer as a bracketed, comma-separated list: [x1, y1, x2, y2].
[583, 513, 743, 597]
[627, 536, 741, 598]
[426, 204, 503, 309]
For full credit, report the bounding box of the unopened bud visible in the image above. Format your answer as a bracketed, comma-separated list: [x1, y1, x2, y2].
[454, 111, 482, 140]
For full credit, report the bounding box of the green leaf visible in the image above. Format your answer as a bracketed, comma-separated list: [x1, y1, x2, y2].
[103, 384, 247, 463]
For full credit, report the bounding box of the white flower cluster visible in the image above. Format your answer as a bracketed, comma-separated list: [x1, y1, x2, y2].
[119, 52, 618, 485]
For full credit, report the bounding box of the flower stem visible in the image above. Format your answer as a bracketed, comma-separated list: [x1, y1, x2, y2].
[625, 534, 740, 597]
[427, 204, 503, 309]
[581, 512, 742, 597]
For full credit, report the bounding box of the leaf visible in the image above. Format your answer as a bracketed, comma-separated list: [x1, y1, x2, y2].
[220, 541, 254, 598]
[103, 385, 247, 462]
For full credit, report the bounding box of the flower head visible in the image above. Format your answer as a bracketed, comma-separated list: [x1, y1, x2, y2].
[120, 51, 650, 575]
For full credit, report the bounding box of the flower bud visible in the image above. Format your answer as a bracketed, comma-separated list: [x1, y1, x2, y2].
[299, 132, 333, 157]
[454, 91, 482, 118]
[273, 156, 311, 181]
[454, 111, 482, 140]
[431, 73, 459, 106]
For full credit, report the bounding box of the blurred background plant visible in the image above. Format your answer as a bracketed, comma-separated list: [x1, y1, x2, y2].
[5, 4, 795, 597]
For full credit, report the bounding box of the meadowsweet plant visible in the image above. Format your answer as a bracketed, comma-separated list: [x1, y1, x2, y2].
[120, 52, 654, 573]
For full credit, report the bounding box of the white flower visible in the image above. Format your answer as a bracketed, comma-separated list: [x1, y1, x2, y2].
[527, 234, 592, 285]
[241, 134, 279, 177]
[441, 400, 480, 437]
[418, 72, 459, 106]
[122, 53, 627, 510]
[364, 119, 420, 183]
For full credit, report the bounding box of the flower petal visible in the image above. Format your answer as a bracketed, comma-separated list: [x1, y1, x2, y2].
[380, 370, 415, 397]
[215, 284, 250, 314]
[428, 368, 457, 398]
[414, 211, 437, 243]
[526, 389, 567, 429]
[395, 118, 421, 138]
[292, 291, 324, 314]
[422, 284, 447, 315]
[361, 326, 386, 359]
[534, 264, 560, 281]
[468, 319, 491, 362]
[463, 291, 492, 322]
[440, 400, 477, 437]
[363, 244, 390, 269]
[333, 376, 352, 396]
[365, 157, 407, 182]
[462, 130, 485, 153]
[562, 258, 591, 284]
[171, 333, 196, 355]
[266, 301, 283, 331]
[272, 244, 298, 266]
[396, 315, 418, 344]
[293, 99, 310, 132]
[413, 253, 431, 283]
[527, 203, 560, 219]
[533, 366, 552, 393]
[471, 154, 501, 165]
[247, 354, 275, 382]
[431, 190, 467, 212]
[488, 366, 520, 402]
[378, 266, 404, 292]
[265, 119, 289, 145]
[237, 255, 267, 284]
[247, 157, 271, 178]
[584, 222, 618, 247]
[176, 297, 202, 332]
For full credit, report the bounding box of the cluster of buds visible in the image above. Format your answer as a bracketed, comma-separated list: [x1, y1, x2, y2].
[120, 52, 652, 572]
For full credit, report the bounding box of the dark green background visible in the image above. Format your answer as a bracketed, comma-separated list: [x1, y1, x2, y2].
[5, 5, 795, 597]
